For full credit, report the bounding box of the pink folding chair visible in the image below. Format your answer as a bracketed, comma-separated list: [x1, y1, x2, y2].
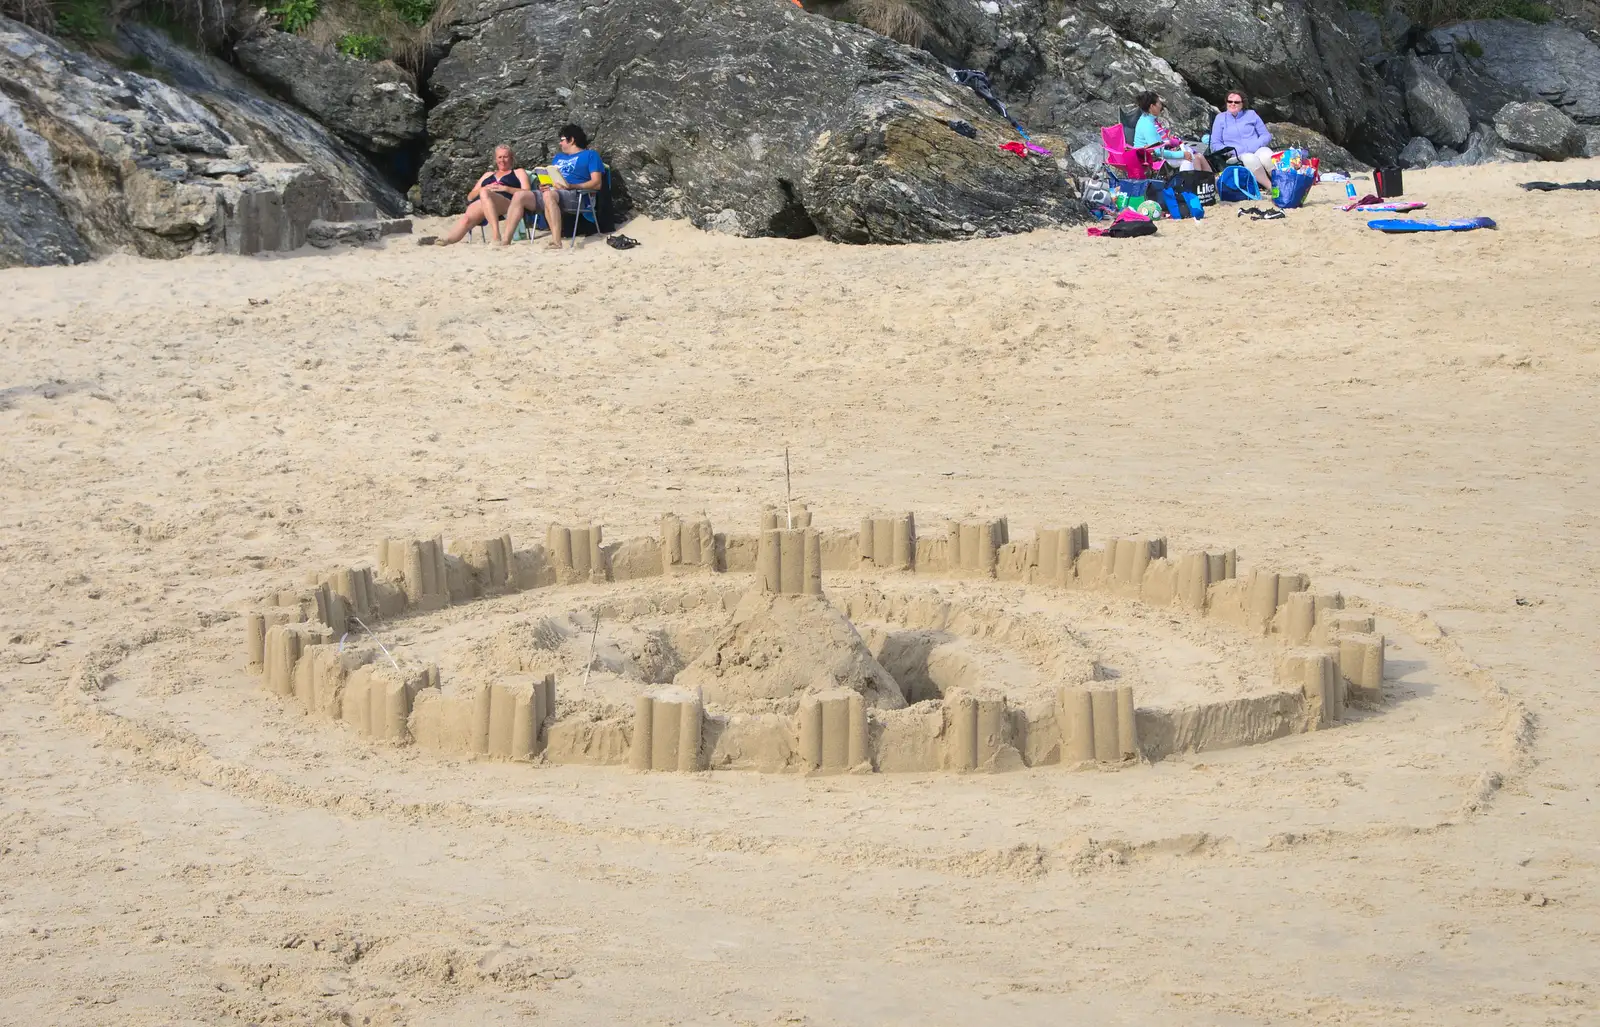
[1101, 124, 1163, 181]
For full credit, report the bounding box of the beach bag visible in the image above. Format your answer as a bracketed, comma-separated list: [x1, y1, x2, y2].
[1179, 169, 1217, 207]
[1374, 165, 1405, 198]
[1107, 217, 1157, 237]
[1159, 182, 1204, 219]
[1217, 165, 1260, 202]
[1271, 167, 1315, 209]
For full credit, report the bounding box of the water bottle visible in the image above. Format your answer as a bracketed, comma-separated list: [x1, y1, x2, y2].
[1345, 182, 1357, 200]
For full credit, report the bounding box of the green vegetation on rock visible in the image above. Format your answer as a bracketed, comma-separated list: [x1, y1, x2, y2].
[271, 0, 321, 32]
[336, 30, 386, 58]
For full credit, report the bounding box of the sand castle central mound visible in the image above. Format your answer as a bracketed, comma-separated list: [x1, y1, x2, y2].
[673, 590, 907, 711]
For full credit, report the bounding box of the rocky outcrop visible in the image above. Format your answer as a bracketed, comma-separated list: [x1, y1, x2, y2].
[0, 154, 89, 267]
[1435, 121, 1536, 167]
[233, 29, 426, 155]
[0, 16, 414, 260]
[0, 16, 348, 258]
[1493, 99, 1586, 159]
[421, 0, 1079, 243]
[1402, 55, 1470, 149]
[1397, 135, 1437, 168]
[1073, 0, 1409, 159]
[956, 3, 1214, 145]
[1420, 20, 1600, 126]
[117, 22, 405, 214]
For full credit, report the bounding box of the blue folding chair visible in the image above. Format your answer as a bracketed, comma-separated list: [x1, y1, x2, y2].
[566, 167, 608, 251]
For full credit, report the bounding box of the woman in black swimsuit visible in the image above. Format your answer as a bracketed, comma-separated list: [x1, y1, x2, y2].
[439, 144, 532, 245]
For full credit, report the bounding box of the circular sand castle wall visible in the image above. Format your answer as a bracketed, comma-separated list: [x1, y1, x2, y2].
[241, 505, 1387, 776]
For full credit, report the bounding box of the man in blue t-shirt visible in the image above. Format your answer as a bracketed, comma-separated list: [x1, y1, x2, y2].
[506, 123, 604, 248]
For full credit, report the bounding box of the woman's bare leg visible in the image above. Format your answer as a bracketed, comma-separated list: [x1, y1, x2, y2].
[498, 191, 535, 243]
[440, 198, 489, 246]
[477, 192, 512, 242]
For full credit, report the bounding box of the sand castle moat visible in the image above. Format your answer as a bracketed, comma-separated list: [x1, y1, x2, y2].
[240, 505, 1388, 777]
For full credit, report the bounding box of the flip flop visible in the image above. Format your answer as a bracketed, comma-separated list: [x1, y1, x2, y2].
[607, 234, 641, 250]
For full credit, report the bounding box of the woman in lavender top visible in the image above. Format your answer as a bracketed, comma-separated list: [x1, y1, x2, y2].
[1210, 91, 1276, 190]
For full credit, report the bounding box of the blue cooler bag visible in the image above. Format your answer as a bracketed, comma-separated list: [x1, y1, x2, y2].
[1271, 167, 1315, 209]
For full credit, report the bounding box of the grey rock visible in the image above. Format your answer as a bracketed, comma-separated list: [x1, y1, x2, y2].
[955, 6, 1215, 146]
[307, 217, 413, 247]
[1493, 99, 1585, 159]
[1435, 145, 1460, 161]
[1265, 122, 1371, 172]
[335, 200, 377, 220]
[233, 30, 426, 154]
[117, 23, 404, 215]
[1075, 0, 1409, 158]
[1348, 11, 1385, 60]
[1420, 20, 1600, 125]
[1379, 1, 1412, 52]
[1583, 125, 1600, 158]
[0, 16, 407, 259]
[1397, 135, 1438, 168]
[1435, 122, 1537, 166]
[1403, 56, 1470, 148]
[0, 154, 89, 267]
[420, 0, 1080, 243]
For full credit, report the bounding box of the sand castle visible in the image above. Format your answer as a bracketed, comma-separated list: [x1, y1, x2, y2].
[238, 507, 1385, 776]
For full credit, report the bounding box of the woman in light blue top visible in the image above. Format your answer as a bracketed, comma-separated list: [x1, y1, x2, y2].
[1132, 91, 1211, 172]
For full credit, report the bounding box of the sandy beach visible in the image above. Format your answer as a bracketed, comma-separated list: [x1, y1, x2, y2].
[2, 159, 1598, 1025]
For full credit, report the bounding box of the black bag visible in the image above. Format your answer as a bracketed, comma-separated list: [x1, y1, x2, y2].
[1374, 165, 1404, 198]
[1178, 169, 1217, 206]
[1107, 218, 1157, 237]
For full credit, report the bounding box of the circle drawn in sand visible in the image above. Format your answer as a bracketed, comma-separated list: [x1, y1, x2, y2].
[238, 508, 1392, 777]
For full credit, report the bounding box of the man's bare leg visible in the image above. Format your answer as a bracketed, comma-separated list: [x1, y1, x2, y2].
[543, 189, 565, 249]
